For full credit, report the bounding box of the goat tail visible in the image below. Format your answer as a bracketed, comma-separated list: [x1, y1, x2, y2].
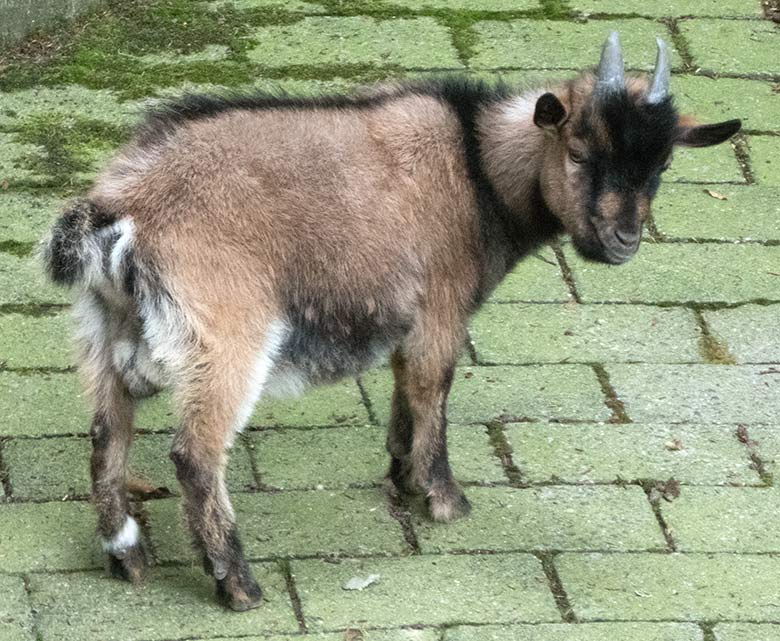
[40, 199, 134, 292]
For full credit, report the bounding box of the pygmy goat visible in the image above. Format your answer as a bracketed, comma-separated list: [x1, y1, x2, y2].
[42, 32, 740, 610]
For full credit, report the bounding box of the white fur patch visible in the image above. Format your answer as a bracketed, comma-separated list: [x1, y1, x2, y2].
[231, 320, 290, 435]
[102, 516, 139, 554]
[108, 218, 134, 285]
[502, 91, 544, 124]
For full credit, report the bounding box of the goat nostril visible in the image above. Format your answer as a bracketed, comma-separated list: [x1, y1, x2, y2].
[615, 229, 639, 246]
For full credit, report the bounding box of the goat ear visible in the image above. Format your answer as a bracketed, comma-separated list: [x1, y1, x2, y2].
[674, 118, 741, 148]
[533, 93, 567, 130]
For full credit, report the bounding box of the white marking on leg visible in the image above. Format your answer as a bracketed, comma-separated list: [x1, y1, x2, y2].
[231, 320, 290, 435]
[102, 515, 140, 556]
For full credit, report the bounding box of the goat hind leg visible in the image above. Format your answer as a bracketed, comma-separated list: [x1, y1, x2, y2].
[170, 360, 262, 611]
[90, 370, 146, 582]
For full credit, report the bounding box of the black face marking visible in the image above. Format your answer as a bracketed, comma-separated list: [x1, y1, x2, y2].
[571, 91, 678, 263]
[578, 92, 677, 197]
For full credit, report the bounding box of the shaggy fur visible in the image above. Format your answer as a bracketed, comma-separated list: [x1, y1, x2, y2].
[42, 59, 740, 610]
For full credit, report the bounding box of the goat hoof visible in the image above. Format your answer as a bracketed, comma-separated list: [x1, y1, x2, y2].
[427, 484, 471, 523]
[216, 573, 263, 612]
[107, 545, 146, 584]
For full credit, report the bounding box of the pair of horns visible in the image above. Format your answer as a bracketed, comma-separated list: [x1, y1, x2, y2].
[596, 31, 669, 104]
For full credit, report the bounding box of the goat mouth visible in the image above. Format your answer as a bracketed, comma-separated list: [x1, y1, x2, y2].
[591, 222, 640, 265]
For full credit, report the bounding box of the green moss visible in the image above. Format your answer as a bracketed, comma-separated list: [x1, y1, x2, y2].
[538, 0, 573, 18]
[9, 114, 130, 186]
[0, 240, 35, 258]
[0, 0, 302, 96]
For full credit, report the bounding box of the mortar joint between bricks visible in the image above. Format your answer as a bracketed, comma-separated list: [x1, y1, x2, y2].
[640, 480, 678, 552]
[550, 241, 581, 303]
[732, 132, 757, 185]
[386, 487, 422, 554]
[356, 376, 380, 426]
[279, 558, 308, 633]
[484, 420, 527, 487]
[735, 424, 774, 487]
[535, 551, 577, 623]
[692, 308, 737, 365]
[661, 18, 696, 71]
[590, 363, 632, 424]
[700, 622, 717, 641]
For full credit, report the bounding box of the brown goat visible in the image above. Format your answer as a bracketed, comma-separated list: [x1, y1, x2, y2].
[42, 32, 740, 610]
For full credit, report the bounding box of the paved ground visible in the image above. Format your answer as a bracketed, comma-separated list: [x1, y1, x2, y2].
[0, 1, 779, 640]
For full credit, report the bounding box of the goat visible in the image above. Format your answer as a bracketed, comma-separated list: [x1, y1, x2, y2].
[41, 32, 740, 610]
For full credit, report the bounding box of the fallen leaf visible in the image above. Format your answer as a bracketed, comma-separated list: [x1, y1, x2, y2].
[344, 630, 365, 641]
[664, 438, 684, 451]
[703, 189, 728, 201]
[342, 574, 380, 591]
[654, 478, 681, 502]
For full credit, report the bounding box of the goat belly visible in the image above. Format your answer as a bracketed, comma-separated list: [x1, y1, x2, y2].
[269, 299, 414, 388]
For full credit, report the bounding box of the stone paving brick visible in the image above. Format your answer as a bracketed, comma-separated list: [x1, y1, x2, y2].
[28, 563, 298, 640]
[4, 432, 256, 500]
[249, 423, 503, 489]
[679, 19, 780, 76]
[714, 624, 780, 641]
[565, 244, 780, 304]
[0, 372, 89, 437]
[472, 19, 682, 70]
[0, 253, 69, 305]
[0, 575, 35, 641]
[389, 0, 538, 8]
[247, 17, 462, 69]
[445, 622, 704, 641]
[662, 487, 780, 552]
[607, 364, 780, 424]
[568, 0, 760, 17]
[488, 248, 571, 303]
[149, 488, 408, 562]
[0, 501, 101, 572]
[0, 191, 66, 243]
[0, 312, 73, 369]
[672, 77, 780, 134]
[749, 135, 780, 187]
[652, 184, 780, 241]
[413, 485, 665, 553]
[470, 303, 700, 364]
[218, 631, 437, 641]
[249, 379, 370, 427]
[665, 142, 744, 184]
[0, 86, 134, 130]
[249, 425, 388, 489]
[750, 425, 780, 483]
[294, 553, 560, 629]
[558, 553, 780, 621]
[704, 305, 780, 364]
[362, 365, 611, 425]
[504, 422, 757, 486]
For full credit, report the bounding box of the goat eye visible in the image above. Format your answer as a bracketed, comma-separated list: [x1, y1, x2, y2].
[568, 150, 586, 164]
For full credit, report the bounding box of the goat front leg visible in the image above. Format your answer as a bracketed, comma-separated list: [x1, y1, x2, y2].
[90, 369, 146, 582]
[391, 322, 471, 522]
[170, 364, 262, 611]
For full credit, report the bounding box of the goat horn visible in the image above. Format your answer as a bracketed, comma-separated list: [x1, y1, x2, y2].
[647, 37, 670, 104]
[596, 31, 625, 95]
